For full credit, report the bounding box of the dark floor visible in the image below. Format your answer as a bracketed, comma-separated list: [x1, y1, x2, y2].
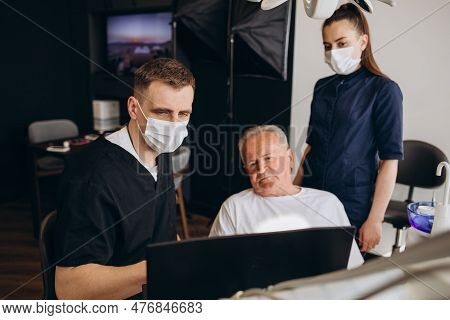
[0, 200, 211, 300]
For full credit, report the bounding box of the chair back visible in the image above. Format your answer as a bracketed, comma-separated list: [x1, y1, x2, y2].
[28, 119, 79, 144]
[397, 140, 448, 189]
[39, 210, 58, 300]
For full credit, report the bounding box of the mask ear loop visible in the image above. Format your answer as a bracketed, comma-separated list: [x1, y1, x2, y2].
[133, 97, 149, 121]
[132, 97, 150, 140]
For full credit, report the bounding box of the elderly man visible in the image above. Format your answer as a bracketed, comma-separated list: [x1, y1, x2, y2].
[209, 125, 364, 269]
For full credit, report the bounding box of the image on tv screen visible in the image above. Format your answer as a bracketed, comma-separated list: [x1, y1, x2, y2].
[107, 12, 172, 76]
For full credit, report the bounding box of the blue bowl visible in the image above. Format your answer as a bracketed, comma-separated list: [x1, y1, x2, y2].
[407, 201, 435, 234]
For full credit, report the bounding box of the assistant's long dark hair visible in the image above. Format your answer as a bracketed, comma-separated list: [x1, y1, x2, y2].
[323, 3, 387, 78]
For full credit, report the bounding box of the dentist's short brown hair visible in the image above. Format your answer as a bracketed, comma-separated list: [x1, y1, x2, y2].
[134, 58, 195, 99]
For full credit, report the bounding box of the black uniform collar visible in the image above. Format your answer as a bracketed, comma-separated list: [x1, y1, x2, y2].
[98, 136, 167, 178]
[338, 65, 369, 84]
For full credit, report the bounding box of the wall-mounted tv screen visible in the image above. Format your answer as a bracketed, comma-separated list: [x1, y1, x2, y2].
[107, 12, 172, 76]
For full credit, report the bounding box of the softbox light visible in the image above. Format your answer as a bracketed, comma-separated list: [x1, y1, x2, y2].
[231, 0, 292, 80]
[173, 0, 228, 62]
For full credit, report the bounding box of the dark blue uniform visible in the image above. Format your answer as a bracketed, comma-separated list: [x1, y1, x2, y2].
[302, 66, 403, 228]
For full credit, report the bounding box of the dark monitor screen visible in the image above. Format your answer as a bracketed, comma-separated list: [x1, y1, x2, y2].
[146, 227, 355, 300]
[106, 12, 172, 76]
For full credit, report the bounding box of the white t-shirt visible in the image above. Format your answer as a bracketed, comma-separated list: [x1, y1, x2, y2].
[105, 126, 158, 181]
[209, 187, 364, 270]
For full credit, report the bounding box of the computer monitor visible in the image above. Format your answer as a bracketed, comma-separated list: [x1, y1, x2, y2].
[146, 226, 355, 299]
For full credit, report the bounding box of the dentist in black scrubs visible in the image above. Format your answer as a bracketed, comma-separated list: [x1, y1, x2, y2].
[294, 4, 403, 253]
[54, 59, 195, 299]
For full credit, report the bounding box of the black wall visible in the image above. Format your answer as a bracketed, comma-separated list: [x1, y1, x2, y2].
[0, 0, 91, 202]
[0, 0, 172, 202]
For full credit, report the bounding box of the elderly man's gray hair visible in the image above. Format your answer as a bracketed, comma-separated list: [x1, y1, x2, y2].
[238, 125, 289, 160]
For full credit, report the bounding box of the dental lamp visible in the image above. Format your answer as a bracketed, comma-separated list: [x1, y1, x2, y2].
[303, 0, 397, 18]
[247, 0, 396, 18]
[353, 0, 396, 14]
[246, 0, 290, 11]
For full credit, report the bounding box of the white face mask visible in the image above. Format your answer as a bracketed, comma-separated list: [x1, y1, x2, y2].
[325, 46, 361, 75]
[134, 98, 188, 154]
